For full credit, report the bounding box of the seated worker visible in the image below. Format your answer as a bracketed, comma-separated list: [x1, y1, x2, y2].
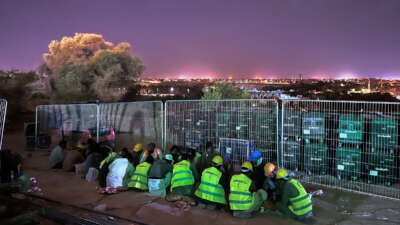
[49, 140, 67, 169]
[263, 163, 279, 201]
[275, 169, 313, 223]
[249, 150, 266, 190]
[197, 142, 218, 174]
[169, 145, 182, 163]
[170, 153, 195, 196]
[194, 155, 228, 210]
[62, 144, 85, 172]
[140, 143, 163, 163]
[128, 156, 154, 191]
[99, 151, 119, 187]
[106, 148, 135, 188]
[148, 154, 174, 197]
[131, 144, 144, 167]
[229, 161, 267, 218]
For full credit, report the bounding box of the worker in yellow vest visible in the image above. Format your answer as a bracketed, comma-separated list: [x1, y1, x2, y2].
[170, 153, 195, 196]
[229, 161, 267, 218]
[275, 168, 314, 223]
[194, 155, 228, 210]
[128, 156, 154, 191]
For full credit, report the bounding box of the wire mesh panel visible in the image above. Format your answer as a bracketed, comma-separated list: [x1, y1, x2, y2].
[98, 101, 163, 151]
[165, 99, 279, 167]
[36, 104, 98, 149]
[281, 100, 400, 199]
[0, 99, 7, 150]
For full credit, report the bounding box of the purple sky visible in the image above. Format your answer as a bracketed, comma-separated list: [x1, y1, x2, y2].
[1, 0, 400, 78]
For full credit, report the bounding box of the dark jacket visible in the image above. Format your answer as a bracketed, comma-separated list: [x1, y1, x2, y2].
[250, 163, 266, 190]
[148, 159, 172, 179]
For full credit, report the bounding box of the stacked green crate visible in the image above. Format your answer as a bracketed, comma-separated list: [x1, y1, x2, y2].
[336, 115, 363, 181]
[253, 110, 276, 151]
[367, 119, 398, 186]
[216, 112, 231, 141]
[302, 112, 327, 175]
[282, 112, 302, 171]
[234, 110, 252, 140]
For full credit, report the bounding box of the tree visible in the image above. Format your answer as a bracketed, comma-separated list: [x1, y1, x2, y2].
[201, 83, 250, 100]
[42, 33, 145, 102]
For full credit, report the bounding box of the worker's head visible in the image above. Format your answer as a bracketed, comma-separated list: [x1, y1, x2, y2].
[276, 168, 289, 180]
[170, 145, 182, 162]
[249, 150, 262, 167]
[147, 143, 156, 153]
[164, 154, 174, 164]
[120, 148, 133, 162]
[211, 155, 223, 168]
[241, 161, 254, 174]
[264, 163, 276, 177]
[133, 144, 143, 152]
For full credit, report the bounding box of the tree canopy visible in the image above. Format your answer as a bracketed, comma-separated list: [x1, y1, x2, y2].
[201, 83, 250, 100]
[42, 33, 145, 102]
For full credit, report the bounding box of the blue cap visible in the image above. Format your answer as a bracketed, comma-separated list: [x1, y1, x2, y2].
[249, 150, 262, 161]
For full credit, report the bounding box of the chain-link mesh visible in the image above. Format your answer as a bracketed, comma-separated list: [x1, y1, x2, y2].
[99, 101, 163, 151]
[36, 104, 98, 149]
[165, 99, 279, 167]
[0, 99, 7, 150]
[281, 100, 400, 199]
[36, 102, 163, 151]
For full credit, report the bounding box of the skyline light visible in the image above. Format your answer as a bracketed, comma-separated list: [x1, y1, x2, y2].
[1, 1, 400, 79]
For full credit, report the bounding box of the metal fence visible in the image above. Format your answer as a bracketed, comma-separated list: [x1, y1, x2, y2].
[165, 99, 279, 166]
[35, 101, 163, 151]
[281, 100, 400, 199]
[99, 101, 163, 151]
[36, 104, 98, 149]
[0, 99, 7, 150]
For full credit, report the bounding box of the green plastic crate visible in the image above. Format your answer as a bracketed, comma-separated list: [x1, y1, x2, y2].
[253, 112, 276, 149]
[283, 141, 301, 171]
[336, 147, 361, 181]
[366, 149, 396, 186]
[216, 113, 231, 139]
[302, 112, 325, 144]
[303, 143, 328, 175]
[370, 119, 398, 149]
[338, 114, 363, 146]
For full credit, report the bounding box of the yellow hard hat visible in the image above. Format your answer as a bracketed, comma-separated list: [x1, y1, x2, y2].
[276, 168, 288, 180]
[133, 144, 143, 152]
[212, 155, 223, 166]
[241, 161, 253, 172]
[76, 143, 84, 149]
[264, 163, 276, 176]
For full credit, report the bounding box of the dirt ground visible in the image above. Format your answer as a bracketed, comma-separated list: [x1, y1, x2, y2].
[2, 128, 400, 225]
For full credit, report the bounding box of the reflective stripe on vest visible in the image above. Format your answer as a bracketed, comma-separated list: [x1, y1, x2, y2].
[288, 179, 312, 216]
[229, 173, 254, 210]
[128, 162, 151, 190]
[195, 167, 226, 204]
[171, 160, 194, 191]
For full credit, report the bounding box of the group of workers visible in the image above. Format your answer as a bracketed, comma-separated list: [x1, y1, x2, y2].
[50, 138, 314, 223]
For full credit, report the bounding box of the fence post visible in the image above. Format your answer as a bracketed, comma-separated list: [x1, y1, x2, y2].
[96, 103, 100, 143]
[0, 100, 7, 150]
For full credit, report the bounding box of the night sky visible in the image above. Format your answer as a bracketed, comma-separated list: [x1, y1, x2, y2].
[1, 0, 400, 78]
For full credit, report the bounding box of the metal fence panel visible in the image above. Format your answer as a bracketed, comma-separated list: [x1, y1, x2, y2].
[36, 104, 98, 149]
[99, 101, 163, 151]
[165, 99, 279, 167]
[0, 99, 7, 150]
[281, 100, 400, 199]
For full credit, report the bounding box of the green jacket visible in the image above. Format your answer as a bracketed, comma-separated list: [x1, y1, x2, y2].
[278, 178, 312, 216]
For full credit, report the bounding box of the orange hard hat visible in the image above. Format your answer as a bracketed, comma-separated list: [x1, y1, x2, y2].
[264, 163, 276, 176]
